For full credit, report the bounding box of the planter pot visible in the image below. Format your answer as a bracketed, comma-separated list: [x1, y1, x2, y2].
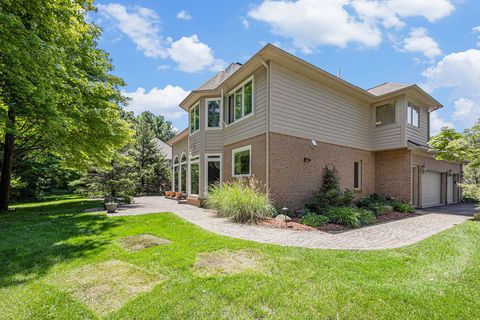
[105, 202, 118, 213]
[175, 192, 182, 199]
[165, 191, 171, 197]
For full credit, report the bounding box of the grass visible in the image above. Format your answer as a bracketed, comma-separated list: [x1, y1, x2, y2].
[117, 234, 171, 252]
[0, 196, 479, 319]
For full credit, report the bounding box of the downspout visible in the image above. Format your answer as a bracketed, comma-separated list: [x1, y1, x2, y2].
[259, 57, 270, 196]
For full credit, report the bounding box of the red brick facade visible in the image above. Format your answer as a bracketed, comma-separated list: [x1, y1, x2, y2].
[375, 149, 412, 203]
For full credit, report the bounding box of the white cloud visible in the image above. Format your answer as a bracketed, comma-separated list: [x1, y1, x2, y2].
[248, 0, 382, 53]
[122, 85, 190, 119]
[423, 49, 480, 128]
[474, 26, 480, 47]
[242, 18, 249, 29]
[453, 98, 480, 128]
[402, 28, 441, 59]
[430, 111, 454, 136]
[177, 10, 192, 20]
[248, 0, 454, 53]
[99, 4, 224, 73]
[98, 3, 167, 59]
[167, 35, 226, 73]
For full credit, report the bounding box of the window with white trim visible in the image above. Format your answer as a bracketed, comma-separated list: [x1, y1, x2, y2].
[189, 103, 200, 134]
[172, 155, 179, 191]
[232, 145, 251, 177]
[190, 156, 199, 195]
[206, 154, 221, 193]
[354, 161, 362, 190]
[376, 102, 395, 127]
[180, 153, 187, 193]
[225, 77, 253, 125]
[407, 102, 420, 127]
[206, 98, 221, 128]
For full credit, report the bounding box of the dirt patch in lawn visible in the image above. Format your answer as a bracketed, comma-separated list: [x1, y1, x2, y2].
[51, 260, 162, 315]
[117, 234, 170, 252]
[194, 249, 265, 276]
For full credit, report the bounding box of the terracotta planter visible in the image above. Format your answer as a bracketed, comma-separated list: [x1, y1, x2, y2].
[105, 202, 118, 213]
[165, 191, 171, 197]
[175, 192, 182, 199]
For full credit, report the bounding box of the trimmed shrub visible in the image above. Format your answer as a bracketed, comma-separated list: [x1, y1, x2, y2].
[462, 184, 480, 203]
[205, 178, 276, 223]
[473, 213, 480, 221]
[326, 207, 361, 228]
[300, 213, 329, 227]
[392, 202, 415, 213]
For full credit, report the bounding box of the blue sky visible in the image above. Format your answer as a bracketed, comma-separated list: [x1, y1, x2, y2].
[94, 0, 480, 134]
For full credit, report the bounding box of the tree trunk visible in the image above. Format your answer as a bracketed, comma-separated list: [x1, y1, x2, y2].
[0, 109, 15, 211]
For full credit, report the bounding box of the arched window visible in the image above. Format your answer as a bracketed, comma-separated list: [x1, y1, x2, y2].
[173, 155, 179, 165]
[172, 155, 179, 192]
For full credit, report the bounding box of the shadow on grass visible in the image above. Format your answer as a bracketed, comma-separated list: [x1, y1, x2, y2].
[0, 197, 122, 287]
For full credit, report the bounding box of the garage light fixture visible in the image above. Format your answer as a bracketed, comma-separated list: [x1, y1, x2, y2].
[448, 169, 453, 176]
[421, 165, 427, 173]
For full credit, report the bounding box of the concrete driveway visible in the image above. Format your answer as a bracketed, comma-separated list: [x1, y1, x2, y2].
[420, 203, 480, 216]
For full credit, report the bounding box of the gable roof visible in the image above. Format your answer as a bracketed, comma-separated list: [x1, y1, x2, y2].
[368, 82, 412, 96]
[152, 138, 172, 160]
[196, 63, 242, 91]
[166, 128, 188, 146]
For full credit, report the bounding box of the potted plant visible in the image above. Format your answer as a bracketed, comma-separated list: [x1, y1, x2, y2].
[175, 191, 182, 199]
[165, 191, 170, 197]
[105, 202, 118, 213]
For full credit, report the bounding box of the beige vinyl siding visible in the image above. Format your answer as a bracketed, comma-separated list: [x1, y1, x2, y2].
[222, 67, 267, 146]
[270, 63, 372, 151]
[405, 105, 429, 146]
[372, 95, 406, 150]
[172, 137, 188, 160]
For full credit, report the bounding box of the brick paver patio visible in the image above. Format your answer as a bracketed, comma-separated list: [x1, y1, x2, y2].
[110, 196, 471, 250]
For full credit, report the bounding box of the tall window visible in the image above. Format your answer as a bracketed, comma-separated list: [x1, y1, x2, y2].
[354, 161, 362, 190]
[206, 154, 221, 192]
[173, 156, 179, 191]
[189, 103, 200, 134]
[232, 145, 251, 177]
[226, 77, 253, 125]
[180, 154, 187, 193]
[376, 103, 395, 127]
[206, 98, 221, 128]
[190, 156, 199, 195]
[407, 102, 420, 127]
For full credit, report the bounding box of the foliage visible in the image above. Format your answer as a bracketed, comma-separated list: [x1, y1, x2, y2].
[0, 0, 131, 208]
[357, 209, 376, 225]
[306, 167, 354, 212]
[473, 213, 480, 221]
[325, 207, 376, 228]
[123, 195, 134, 204]
[205, 178, 276, 223]
[300, 212, 329, 227]
[461, 184, 480, 203]
[392, 202, 415, 213]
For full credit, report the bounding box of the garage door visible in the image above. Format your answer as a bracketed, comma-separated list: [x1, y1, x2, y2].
[422, 171, 442, 207]
[447, 175, 454, 204]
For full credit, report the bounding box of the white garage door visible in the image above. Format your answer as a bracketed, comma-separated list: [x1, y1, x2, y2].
[422, 171, 442, 207]
[447, 175, 454, 204]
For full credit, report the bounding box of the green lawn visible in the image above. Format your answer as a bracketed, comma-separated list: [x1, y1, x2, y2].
[1, 196, 479, 319]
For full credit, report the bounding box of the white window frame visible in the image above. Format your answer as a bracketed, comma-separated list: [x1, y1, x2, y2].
[354, 161, 362, 191]
[188, 155, 200, 196]
[226, 76, 254, 127]
[232, 145, 251, 177]
[205, 154, 222, 196]
[205, 97, 222, 130]
[407, 102, 420, 128]
[180, 153, 187, 194]
[172, 155, 179, 192]
[375, 102, 396, 127]
[189, 102, 200, 135]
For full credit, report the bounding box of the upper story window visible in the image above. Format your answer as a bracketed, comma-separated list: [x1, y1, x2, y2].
[375, 102, 395, 127]
[206, 98, 221, 129]
[225, 77, 253, 125]
[407, 102, 420, 128]
[189, 103, 200, 134]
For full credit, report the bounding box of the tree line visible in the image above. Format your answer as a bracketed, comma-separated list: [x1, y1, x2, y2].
[0, 1, 174, 208]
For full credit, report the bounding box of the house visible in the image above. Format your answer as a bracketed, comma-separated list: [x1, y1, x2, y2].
[167, 44, 462, 209]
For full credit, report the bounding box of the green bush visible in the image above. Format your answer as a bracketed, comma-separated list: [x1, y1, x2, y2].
[205, 178, 276, 223]
[461, 184, 480, 203]
[358, 209, 376, 225]
[306, 167, 354, 212]
[473, 213, 480, 221]
[300, 213, 329, 227]
[123, 195, 133, 204]
[392, 202, 415, 213]
[326, 207, 361, 228]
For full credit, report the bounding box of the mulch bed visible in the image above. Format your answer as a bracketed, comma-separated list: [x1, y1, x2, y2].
[256, 210, 420, 233]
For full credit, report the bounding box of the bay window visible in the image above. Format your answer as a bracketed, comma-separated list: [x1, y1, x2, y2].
[225, 77, 254, 125]
[375, 102, 395, 127]
[190, 103, 200, 134]
[407, 102, 420, 127]
[190, 156, 199, 195]
[206, 98, 221, 129]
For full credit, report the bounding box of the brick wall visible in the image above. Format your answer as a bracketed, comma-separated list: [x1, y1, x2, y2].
[269, 132, 375, 210]
[375, 149, 411, 203]
[223, 134, 267, 186]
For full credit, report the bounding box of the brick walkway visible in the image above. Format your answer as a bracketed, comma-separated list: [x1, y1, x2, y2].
[110, 196, 471, 250]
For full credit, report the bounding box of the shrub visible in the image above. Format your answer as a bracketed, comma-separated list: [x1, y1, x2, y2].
[356, 196, 389, 217]
[461, 184, 480, 203]
[392, 202, 415, 213]
[326, 207, 361, 228]
[205, 178, 276, 223]
[473, 213, 480, 221]
[357, 209, 376, 225]
[123, 195, 133, 204]
[300, 213, 329, 227]
[306, 167, 354, 212]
